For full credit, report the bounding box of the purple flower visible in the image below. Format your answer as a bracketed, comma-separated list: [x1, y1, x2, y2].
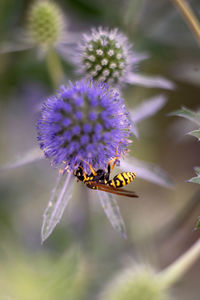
[37, 80, 131, 172]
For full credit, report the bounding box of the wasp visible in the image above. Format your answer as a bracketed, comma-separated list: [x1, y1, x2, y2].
[73, 158, 138, 198]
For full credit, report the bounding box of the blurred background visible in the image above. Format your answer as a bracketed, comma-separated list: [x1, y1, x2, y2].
[0, 0, 200, 299]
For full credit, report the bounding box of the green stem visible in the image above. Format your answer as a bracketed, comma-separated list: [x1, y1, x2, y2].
[160, 238, 200, 288]
[171, 0, 200, 45]
[46, 49, 64, 88]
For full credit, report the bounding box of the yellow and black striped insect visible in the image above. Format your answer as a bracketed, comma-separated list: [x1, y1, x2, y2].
[73, 159, 138, 198]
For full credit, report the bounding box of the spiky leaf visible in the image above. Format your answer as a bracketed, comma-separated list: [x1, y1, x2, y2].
[169, 107, 200, 126]
[195, 218, 200, 230]
[189, 129, 200, 141]
[0, 147, 44, 170]
[127, 73, 175, 90]
[97, 191, 127, 238]
[130, 94, 167, 124]
[188, 167, 200, 185]
[120, 157, 173, 188]
[41, 171, 75, 243]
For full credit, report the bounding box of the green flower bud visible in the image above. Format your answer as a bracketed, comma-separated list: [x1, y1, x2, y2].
[78, 28, 133, 86]
[101, 265, 169, 300]
[27, 1, 65, 48]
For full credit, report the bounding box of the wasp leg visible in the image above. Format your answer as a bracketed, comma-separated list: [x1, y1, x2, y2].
[76, 164, 88, 181]
[107, 142, 122, 173]
[81, 160, 97, 176]
[108, 156, 120, 172]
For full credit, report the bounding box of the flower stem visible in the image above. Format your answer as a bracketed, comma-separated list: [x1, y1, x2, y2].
[160, 238, 200, 288]
[171, 0, 200, 45]
[46, 49, 64, 88]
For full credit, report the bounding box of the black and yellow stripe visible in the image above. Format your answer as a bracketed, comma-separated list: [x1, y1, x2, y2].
[74, 164, 138, 198]
[108, 172, 136, 188]
[83, 175, 94, 182]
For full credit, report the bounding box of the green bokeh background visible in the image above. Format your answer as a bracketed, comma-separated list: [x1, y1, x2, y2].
[0, 0, 200, 299]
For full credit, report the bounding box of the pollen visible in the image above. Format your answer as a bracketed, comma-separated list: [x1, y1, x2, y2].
[107, 49, 114, 56]
[88, 55, 95, 62]
[96, 49, 103, 56]
[103, 69, 110, 77]
[95, 65, 102, 71]
[88, 44, 93, 51]
[101, 59, 108, 66]
[110, 63, 117, 69]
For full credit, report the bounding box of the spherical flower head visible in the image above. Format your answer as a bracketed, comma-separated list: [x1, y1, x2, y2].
[77, 27, 133, 86]
[101, 265, 169, 300]
[27, 0, 65, 49]
[37, 80, 131, 172]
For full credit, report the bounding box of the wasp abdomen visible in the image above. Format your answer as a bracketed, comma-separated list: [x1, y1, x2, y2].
[108, 172, 136, 188]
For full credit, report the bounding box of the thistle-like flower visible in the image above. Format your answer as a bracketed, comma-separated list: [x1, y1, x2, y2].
[37, 80, 131, 173]
[101, 265, 169, 300]
[27, 0, 65, 49]
[76, 27, 174, 90]
[77, 27, 133, 86]
[28, 1, 64, 47]
[0, 0, 74, 60]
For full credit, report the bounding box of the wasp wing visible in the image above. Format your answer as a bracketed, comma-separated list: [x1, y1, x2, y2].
[88, 181, 139, 198]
